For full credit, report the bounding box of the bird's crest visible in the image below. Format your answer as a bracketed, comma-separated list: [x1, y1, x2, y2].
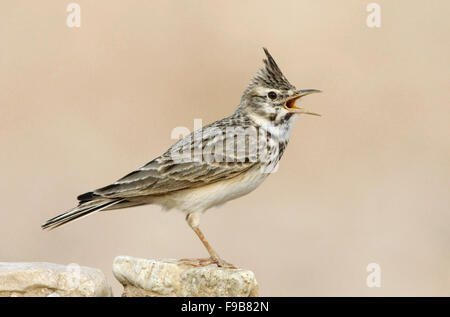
[245, 48, 295, 93]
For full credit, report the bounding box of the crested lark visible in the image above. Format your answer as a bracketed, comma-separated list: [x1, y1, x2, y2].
[42, 48, 321, 268]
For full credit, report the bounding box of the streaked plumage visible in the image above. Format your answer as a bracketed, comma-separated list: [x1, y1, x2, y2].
[42, 48, 320, 267]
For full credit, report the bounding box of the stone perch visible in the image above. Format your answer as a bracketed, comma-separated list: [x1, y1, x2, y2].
[113, 256, 259, 297]
[0, 262, 112, 297]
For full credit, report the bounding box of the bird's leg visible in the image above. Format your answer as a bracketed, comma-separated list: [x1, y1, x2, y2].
[184, 212, 236, 269]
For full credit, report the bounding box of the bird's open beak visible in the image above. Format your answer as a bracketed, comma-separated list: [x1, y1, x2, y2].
[284, 89, 322, 116]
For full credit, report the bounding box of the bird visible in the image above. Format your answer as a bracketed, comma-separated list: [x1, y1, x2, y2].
[42, 48, 321, 268]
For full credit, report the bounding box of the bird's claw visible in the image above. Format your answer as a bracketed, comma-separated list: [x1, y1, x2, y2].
[210, 256, 237, 269]
[179, 257, 237, 269]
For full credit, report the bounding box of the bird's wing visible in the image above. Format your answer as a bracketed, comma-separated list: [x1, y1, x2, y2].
[78, 118, 261, 201]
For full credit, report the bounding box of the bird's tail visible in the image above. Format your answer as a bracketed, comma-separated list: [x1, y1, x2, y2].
[41, 198, 125, 230]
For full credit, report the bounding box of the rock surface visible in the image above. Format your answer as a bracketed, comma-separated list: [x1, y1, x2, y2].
[0, 262, 112, 297]
[113, 256, 259, 297]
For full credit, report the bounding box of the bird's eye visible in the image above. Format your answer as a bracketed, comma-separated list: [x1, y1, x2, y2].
[268, 91, 277, 100]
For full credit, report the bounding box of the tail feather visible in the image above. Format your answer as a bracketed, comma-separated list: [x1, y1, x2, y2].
[41, 199, 124, 230]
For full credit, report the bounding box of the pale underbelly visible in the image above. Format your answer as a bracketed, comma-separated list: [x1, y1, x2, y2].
[151, 167, 268, 213]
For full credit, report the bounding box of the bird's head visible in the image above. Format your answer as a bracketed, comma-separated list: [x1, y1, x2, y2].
[237, 48, 321, 130]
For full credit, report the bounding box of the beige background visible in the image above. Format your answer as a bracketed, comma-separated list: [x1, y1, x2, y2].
[1, 0, 449, 296]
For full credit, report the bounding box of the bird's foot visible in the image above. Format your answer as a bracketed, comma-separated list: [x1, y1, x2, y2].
[210, 256, 237, 269]
[179, 257, 237, 269]
[179, 257, 212, 267]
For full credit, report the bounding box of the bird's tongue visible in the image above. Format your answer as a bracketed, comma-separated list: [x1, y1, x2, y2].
[285, 95, 321, 116]
[285, 96, 301, 109]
